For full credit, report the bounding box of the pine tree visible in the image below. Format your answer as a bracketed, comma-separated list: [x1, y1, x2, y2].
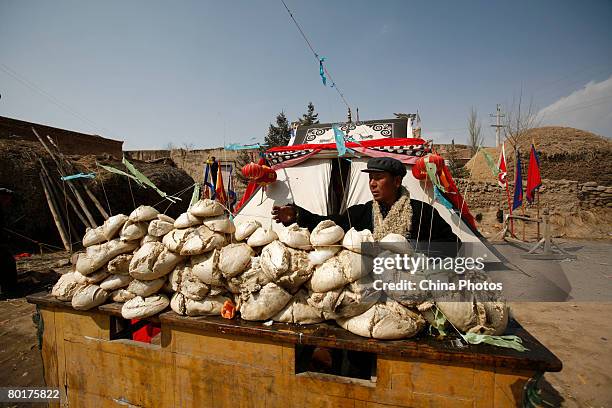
[299, 102, 319, 126]
[264, 111, 291, 147]
[234, 149, 254, 186]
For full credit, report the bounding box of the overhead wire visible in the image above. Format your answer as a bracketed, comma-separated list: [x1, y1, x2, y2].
[279, 0, 352, 112]
[0, 63, 118, 138]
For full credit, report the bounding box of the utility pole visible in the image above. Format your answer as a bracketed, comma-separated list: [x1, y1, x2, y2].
[490, 104, 505, 147]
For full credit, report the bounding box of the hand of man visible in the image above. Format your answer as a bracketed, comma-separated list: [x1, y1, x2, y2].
[272, 204, 297, 225]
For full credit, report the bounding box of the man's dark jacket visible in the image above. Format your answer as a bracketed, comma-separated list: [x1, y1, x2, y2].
[294, 199, 458, 244]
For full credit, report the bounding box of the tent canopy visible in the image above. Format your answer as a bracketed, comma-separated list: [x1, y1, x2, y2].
[235, 135, 500, 262]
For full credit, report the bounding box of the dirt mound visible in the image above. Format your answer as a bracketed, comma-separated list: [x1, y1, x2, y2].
[0, 140, 195, 251]
[466, 127, 612, 185]
[516, 126, 611, 156]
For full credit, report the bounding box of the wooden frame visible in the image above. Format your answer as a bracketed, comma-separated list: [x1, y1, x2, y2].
[28, 292, 561, 407]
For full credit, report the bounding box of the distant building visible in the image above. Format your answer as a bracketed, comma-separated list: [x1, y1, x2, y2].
[0, 115, 123, 158]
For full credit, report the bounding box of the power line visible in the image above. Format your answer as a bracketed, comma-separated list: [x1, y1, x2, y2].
[279, 0, 352, 112]
[540, 94, 612, 117]
[0, 63, 118, 138]
[532, 65, 612, 102]
[531, 63, 609, 94]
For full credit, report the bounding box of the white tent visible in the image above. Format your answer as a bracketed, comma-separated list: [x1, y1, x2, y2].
[235, 139, 500, 262]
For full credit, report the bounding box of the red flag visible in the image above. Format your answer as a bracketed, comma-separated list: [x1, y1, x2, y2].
[497, 143, 508, 187]
[439, 165, 478, 231]
[526, 144, 542, 203]
[215, 164, 228, 205]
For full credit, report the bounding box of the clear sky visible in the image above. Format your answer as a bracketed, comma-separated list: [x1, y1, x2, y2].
[1, 0, 611, 149]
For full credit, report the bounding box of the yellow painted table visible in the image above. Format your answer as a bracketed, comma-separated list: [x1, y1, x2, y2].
[27, 292, 561, 407]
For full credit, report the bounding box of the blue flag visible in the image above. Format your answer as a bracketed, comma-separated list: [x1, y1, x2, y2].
[333, 124, 347, 156]
[203, 162, 216, 199]
[332, 125, 356, 157]
[512, 151, 523, 210]
[319, 57, 327, 86]
[227, 165, 237, 212]
[224, 143, 261, 151]
[434, 185, 454, 210]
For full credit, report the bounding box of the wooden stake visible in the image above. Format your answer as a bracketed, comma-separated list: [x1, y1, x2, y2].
[521, 203, 526, 241]
[32, 128, 98, 227]
[504, 181, 514, 236]
[39, 158, 91, 229]
[536, 190, 541, 240]
[40, 172, 71, 251]
[44, 134, 110, 219]
[39, 161, 79, 238]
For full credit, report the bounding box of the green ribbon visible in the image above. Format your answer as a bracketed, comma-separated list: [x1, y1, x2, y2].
[480, 148, 500, 177]
[425, 162, 445, 192]
[97, 163, 144, 187]
[462, 332, 528, 352]
[189, 183, 201, 208]
[122, 157, 180, 203]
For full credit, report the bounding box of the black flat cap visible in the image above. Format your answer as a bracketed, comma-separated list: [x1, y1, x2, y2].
[361, 157, 407, 177]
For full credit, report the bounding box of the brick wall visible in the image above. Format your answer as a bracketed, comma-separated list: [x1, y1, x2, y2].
[0, 116, 123, 158]
[126, 148, 260, 197]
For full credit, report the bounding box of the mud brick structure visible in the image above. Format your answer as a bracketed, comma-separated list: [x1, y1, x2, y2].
[0, 116, 123, 158]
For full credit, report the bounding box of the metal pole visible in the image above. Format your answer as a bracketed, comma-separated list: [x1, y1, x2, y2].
[490, 104, 505, 147]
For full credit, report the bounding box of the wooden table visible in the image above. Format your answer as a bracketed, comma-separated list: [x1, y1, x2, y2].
[27, 292, 561, 407]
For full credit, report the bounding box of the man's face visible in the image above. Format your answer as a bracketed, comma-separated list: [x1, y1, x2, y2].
[368, 172, 401, 203]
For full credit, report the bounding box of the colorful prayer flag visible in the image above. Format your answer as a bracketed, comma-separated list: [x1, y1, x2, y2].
[480, 149, 500, 178]
[189, 183, 200, 208]
[433, 185, 454, 210]
[319, 57, 327, 86]
[332, 125, 347, 156]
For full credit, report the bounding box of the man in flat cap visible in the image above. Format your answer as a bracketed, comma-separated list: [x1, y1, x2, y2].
[272, 157, 455, 244]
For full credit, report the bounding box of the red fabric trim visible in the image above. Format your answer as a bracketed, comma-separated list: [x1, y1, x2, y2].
[266, 138, 427, 153]
[354, 147, 422, 164]
[270, 149, 321, 170]
[439, 165, 478, 231]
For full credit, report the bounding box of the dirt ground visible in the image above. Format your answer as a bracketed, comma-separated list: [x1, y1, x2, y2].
[1, 244, 611, 407]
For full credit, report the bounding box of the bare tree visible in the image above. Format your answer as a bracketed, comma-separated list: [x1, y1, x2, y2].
[467, 107, 483, 156]
[502, 89, 540, 150]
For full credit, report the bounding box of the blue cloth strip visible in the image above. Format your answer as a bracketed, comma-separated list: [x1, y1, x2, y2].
[60, 172, 95, 181]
